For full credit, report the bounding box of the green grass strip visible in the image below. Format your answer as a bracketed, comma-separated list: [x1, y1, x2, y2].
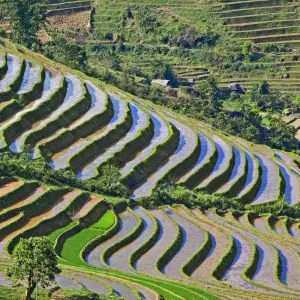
[47, 221, 77, 244]
[60, 228, 106, 266]
[90, 210, 115, 230]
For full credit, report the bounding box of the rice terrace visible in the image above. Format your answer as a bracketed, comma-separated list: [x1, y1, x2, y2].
[1, 0, 300, 299]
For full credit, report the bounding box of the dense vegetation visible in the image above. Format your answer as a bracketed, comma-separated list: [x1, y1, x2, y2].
[0, 0, 48, 47]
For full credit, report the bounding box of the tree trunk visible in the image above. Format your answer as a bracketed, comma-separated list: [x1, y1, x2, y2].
[26, 281, 36, 300]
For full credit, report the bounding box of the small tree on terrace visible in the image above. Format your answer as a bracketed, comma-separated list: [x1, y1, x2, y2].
[0, 0, 48, 48]
[7, 236, 61, 300]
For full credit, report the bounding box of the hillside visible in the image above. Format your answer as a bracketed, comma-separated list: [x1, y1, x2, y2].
[25, 0, 300, 143]
[92, 0, 300, 86]
[1, 39, 300, 203]
[0, 38, 300, 299]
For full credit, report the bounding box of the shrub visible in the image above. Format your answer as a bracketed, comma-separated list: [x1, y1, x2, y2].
[84, 165, 129, 197]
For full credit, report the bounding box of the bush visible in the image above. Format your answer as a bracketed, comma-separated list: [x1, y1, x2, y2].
[83, 165, 129, 197]
[43, 35, 88, 73]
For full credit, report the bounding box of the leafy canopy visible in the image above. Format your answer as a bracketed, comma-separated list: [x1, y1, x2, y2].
[0, 0, 48, 48]
[8, 237, 61, 300]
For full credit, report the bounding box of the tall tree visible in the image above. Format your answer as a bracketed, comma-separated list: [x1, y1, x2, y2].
[7, 237, 61, 300]
[0, 0, 48, 48]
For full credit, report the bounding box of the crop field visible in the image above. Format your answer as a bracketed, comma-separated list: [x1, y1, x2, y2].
[0, 39, 300, 299]
[43, 0, 94, 38]
[46, 11, 91, 32]
[88, 0, 300, 96]
[4, 0, 300, 96]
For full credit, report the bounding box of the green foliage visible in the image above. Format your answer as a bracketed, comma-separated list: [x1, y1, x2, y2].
[0, 27, 6, 38]
[139, 183, 244, 211]
[107, 51, 121, 70]
[43, 34, 88, 72]
[84, 165, 129, 198]
[151, 79, 300, 151]
[264, 117, 299, 150]
[0, 0, 48, 48]
[242, 40, 253, 55]
[134, 7, 159, 35]
[246, 197, 300, 219]
[214, 83, 299, 150]
[7, 236, 60, 300]
[0, 286, 122, 300]
[0, 286, 50, 300]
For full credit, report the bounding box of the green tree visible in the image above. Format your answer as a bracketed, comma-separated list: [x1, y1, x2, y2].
[85, 165, 129, 197]
[0, 0, 48, 48]
[266, 117, 299, 150]
[97, 165, 129, 197]
[7, 237, 61, 300]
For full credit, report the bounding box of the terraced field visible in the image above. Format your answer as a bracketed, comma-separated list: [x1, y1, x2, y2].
[1, 40, 300, 299]
[92, 0, 300, 94]
[4, 0, 300, 98]
[215, 0, 300, 94]
[0, 176, 220, 299]
[94, 0, 300, 46]
[283, 114, 300, 140]
[46, 0, 93, 17]
[0, 42, 299, 205]
[2, 175, 300, 299]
